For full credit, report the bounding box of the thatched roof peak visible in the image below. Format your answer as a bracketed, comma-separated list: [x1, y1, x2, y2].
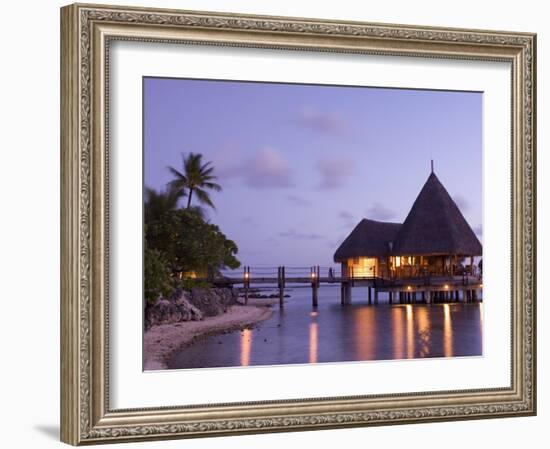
[392, 171, 481, 256]
[333, 171, 482, 261]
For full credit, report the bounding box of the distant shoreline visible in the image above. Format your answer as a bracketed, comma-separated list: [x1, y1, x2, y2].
[144, 302, 273, 370]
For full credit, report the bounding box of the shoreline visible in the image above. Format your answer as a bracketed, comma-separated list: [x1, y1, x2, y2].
[144, 301, 274, 370]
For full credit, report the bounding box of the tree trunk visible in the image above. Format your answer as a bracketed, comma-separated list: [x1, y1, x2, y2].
[186, 188, 193, 208]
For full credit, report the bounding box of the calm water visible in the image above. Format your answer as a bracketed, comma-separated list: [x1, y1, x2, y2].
[168, 285, 483, 369]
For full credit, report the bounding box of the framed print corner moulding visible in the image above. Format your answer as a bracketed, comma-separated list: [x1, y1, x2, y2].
[60, 3, 536, 445]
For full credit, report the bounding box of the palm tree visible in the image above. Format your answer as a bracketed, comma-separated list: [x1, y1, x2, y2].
[144, 185, 184, 223]
[167, 152, 222, 210]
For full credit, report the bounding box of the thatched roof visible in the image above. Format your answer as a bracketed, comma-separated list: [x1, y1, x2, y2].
[393, 172, 482, 256]
[333, 219, 401, 262]
[333, 172, 482, 261]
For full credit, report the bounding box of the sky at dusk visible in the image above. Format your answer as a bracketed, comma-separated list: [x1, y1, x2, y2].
[144, 77, 482, 269]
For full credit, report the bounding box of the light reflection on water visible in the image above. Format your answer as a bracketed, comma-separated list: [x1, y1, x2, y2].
[240, 328, 252, 366]
[169, 286, 483, 370]
[392, 307, 404, 360]
[309, 321, 318, 364]
[443, 304, 453, 358]
[416, 306, 431, 357]
[354, 306, 376, 360]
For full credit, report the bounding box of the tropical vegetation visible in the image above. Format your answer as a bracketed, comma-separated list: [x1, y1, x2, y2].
[144, 153, 240, 303]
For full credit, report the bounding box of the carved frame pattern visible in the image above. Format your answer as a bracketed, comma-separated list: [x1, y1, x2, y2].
[60, 3, 536, 445]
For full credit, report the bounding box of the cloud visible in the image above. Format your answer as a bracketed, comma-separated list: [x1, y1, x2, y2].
[285, 194, 311, 207]
[241, 217, 258, 226]
[212, 147, 294, 189]
[294, 107, 349, 135]
[243, 148, 294, 188]
[278, 229, 324, 240]
[365, 202, 396, 221]
[316, 158, 355, 190]
[338, 210, 356, 228]
[210, 145, 244, 180]
[452, 194, 469, 212]
[339, 211, 353, 221]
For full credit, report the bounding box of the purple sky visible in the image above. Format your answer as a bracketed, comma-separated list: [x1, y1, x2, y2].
[144, 77, 482, 268]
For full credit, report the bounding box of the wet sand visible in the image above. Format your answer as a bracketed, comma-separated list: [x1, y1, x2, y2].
[144, 302, 273, 370]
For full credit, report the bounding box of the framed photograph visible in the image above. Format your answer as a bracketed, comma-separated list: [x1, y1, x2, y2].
[60, 3, 536, 445]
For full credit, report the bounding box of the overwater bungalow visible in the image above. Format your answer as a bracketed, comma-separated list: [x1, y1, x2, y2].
[334, 169, 482, 304]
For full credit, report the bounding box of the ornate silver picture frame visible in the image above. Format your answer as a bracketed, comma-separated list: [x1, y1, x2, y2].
[60, 3, 536, 445]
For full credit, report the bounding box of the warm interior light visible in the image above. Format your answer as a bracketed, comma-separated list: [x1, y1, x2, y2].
[348, 257, 376, 277]
[395, 257, 401, 268]
[444, 284, 449, 289]
[407, 286, 412, 291]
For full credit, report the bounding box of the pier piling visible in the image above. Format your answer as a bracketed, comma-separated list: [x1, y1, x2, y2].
[278, 266, 285, 308]
[311, 266, 320, 308]
[209, 265, 481, 309]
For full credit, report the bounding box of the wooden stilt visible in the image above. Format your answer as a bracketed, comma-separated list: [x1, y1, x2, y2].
[278, 266, 285, 308]
[341, 282, 352, 306]
[311, 266, 319, 308]
[374, 289, 379, 305]
[244, 266, 249, 305]
[368, 286, 372, 305]
[312, 284, 318, 307]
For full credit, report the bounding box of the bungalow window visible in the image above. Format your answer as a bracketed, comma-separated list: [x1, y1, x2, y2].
[347, 257, 377, 277]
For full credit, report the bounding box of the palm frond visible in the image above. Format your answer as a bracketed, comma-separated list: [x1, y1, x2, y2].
[194, 188, 216, 209]
[167, 166, 187, 182]
[168, 152, 222, 210]
[202, 181, 222, 192]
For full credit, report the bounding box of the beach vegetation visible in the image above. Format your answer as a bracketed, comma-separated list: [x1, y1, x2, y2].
[144, 245, 174, 304]
[144, 154, 239, 304]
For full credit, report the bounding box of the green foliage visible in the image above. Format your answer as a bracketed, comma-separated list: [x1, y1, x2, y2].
[146, 208, 241, 276]
[144, 246, 174, 305]
[180, 278, 212, 292]
[144, 154, 240, 301]
[144, 185, 184, 224]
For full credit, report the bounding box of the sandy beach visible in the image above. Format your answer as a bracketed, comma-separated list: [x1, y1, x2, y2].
[144, 301, 273, 370]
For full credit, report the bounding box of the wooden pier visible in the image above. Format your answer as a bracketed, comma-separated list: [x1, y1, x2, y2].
[200, 266, 482, 308]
